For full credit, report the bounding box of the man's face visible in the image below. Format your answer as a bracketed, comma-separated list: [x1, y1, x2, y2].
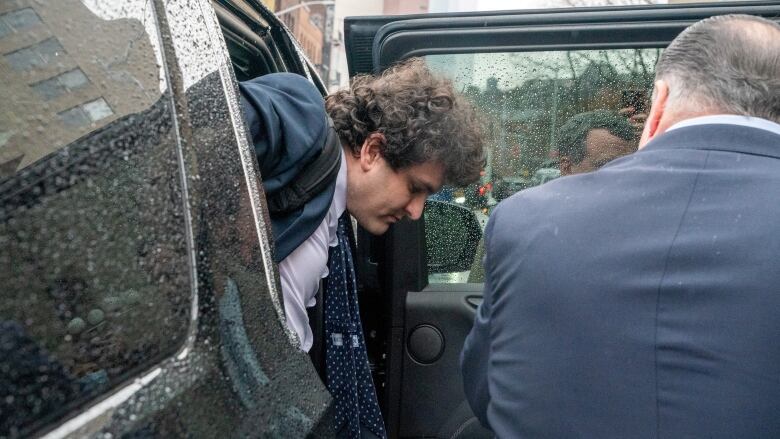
[346, 142, 444, 235]
[562, 128, 636, 175]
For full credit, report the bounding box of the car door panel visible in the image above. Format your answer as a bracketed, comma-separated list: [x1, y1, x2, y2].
[346, 3, 780, 437]
[401, 287, 483, 438]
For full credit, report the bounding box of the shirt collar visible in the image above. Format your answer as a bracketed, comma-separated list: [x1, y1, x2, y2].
[667, 115, 780, 137]
[334, 147, 347, 217]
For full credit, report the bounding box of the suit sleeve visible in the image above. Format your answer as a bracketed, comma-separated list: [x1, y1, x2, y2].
[460, 207, 500, 428]
[237, 73, 326, 185]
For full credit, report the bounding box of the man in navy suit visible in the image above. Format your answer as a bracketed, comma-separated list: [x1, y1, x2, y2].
[461, 14, 780, 438]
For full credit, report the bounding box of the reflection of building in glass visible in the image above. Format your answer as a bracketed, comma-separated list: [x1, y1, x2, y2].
[259, 0, 277, 11]
[0, 3, 187, 431]
[0, 0, 159, 177]
[384, 0, 429, 14]
[308, 2, 334, 83]
[328, 0, 383, 91]
[278, 0, 324, 71]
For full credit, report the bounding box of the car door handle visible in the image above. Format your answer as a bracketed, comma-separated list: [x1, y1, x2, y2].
[465, 296, 483, 309]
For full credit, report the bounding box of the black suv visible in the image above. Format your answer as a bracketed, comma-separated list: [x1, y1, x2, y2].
[1, 1, 777, 438]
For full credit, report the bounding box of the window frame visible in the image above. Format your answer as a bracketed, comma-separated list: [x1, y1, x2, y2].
[350, 1, 780, 289]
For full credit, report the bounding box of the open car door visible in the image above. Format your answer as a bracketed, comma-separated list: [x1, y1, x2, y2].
[344, 2, 780, 438]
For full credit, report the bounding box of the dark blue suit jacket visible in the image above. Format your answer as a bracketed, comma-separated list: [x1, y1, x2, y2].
[239, 73, 333, 263]
[461, 123, 780, 438]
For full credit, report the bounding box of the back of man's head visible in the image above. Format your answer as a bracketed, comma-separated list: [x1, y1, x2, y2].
[656, 14, 780, 122]
[556, 110, 634, 164]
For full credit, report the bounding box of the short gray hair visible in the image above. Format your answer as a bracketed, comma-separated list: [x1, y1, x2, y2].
[655, 14, 780, 123]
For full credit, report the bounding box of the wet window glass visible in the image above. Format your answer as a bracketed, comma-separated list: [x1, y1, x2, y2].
[4, 37, 65, 70]
[0, 18, 9, 38]
[32, 68, 89, 100]
[0, 7, 42, 34]
[424, 49, 660, 283]
[58, 97, 114, 127]
[0, 0, 190, 437]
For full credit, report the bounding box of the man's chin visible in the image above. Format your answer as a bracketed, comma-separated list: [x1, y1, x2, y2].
[363, 220, 390, 236]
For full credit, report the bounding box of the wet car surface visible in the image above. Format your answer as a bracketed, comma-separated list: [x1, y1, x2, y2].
[2, 1, 778, 438]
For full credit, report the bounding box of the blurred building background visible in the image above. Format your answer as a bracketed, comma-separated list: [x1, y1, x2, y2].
[328, 0, 381, 90]
[277, 0, 326, 77]
[259, 0, 277, 10]
[274, 0, 432, 90]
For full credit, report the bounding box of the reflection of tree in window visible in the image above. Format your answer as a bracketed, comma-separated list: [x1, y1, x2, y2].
[420, 48, 661, 284]
[472, 50, 656, 181]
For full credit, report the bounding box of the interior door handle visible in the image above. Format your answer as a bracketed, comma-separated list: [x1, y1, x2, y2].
[465, 296, 483, 309]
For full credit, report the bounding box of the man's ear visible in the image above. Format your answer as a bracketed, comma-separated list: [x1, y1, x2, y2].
[359, 132, 387, 171]
[559, 156, 573, 176]
[638, 80, 669, 149]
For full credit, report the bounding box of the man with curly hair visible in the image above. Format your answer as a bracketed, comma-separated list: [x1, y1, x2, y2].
[240, 58, 484, 438]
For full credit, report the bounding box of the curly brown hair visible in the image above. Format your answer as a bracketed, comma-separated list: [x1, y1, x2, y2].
[325, 57, 485, 187]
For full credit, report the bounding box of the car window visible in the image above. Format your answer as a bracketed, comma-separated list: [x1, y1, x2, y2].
[425, 48, 659, 283]
[0, 1, 191, 436]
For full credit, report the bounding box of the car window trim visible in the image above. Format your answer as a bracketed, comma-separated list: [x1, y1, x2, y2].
[365, 3, 780, 71]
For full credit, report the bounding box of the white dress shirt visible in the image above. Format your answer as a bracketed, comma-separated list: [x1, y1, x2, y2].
[666, 114, 780, 136]
[278, 148, 347, 352]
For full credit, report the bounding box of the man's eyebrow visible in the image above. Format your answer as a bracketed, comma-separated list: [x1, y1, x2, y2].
[411, 176, 436, 194]
[422, 180, 439, 194]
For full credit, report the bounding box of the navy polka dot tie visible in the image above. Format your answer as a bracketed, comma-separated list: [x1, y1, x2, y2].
[324, 215, 387, 438]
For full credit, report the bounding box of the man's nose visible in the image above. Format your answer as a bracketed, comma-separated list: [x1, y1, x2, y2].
[405, 194, 426, 220]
